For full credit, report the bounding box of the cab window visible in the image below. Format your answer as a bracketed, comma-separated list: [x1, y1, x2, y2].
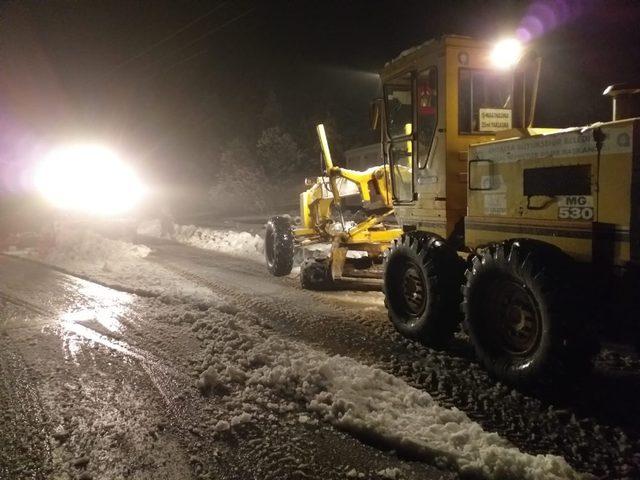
[384, 73, 412, 139]
[384, 73, 414, 202]
[416, 67, 437, 168]
[459, 69, 513, 134]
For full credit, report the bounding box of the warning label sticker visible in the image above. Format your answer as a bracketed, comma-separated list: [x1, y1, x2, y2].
[479, 108, 512, 132]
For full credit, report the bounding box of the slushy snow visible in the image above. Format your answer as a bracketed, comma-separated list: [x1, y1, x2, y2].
[6, 222, 585, 479]
[179, 301, 582, 480]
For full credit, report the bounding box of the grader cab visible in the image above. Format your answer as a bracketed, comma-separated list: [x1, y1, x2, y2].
[377, 35, 640, 385]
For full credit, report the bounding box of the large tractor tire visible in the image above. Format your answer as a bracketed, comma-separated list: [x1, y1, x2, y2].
[265, 216, 294, 276]
[383, 232, 465, 348]
[300, 258, 334, 290]
[462, 240, 598, 386]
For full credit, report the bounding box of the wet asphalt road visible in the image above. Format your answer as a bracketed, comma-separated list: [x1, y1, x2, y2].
[0, 253, 453, 480]
[1, 240, 640, 479]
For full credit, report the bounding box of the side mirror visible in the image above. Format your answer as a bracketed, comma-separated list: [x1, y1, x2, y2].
[369, 98, 383, 131]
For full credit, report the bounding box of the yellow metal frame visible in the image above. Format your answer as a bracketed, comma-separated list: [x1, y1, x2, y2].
[293, 124, 402, 280]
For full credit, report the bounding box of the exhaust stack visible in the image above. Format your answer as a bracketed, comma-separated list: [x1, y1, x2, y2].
[603, 83, 640, 121]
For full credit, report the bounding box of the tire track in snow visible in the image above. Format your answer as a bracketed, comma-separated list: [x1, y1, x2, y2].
[0, 290, 52, 317]
[155, 251, 638, 479]
[0, 336, 52, 480]
[1, 255, 449, 479]
[155, 260, 588, 479]
[0, 280, 198, 439]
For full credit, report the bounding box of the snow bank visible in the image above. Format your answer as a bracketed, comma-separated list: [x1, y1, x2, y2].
[6, 225, 213, 301]
[138, 220, 264, 261]
[48, 226, 151, 263]
[174, 224, 263, 260]
[136, 219, 162, 237]
[183, 304, 581, 480]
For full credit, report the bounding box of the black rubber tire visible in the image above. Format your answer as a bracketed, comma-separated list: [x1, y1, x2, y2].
[265, 216, 294, 276]
[383, 232, 465, 348]
[462, 239, 598, 386]
[300, 259, 334, 290]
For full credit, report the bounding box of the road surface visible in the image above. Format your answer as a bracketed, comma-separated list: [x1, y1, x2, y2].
[1, 237, 639, 479]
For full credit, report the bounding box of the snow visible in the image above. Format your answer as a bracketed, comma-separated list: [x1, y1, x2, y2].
[213, 420, 230, 432]
[377, 467, 402, 479]
[174, 224, 264, 260]
[138, 219, 264, 261]
[48, 225, 151, 262]
[385, 39, 436, 67]
[4, 224, 214, 302]
[136, 219, 162, 237]
[3, 221, 584, 479]
[173, 300, 582, 480]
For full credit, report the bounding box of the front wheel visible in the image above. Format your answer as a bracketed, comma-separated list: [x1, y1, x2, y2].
[462, 240, 597, 385]
[383, 232, 464, 348]
[265, 216, 294, 276]
[300, 258, 334, 290]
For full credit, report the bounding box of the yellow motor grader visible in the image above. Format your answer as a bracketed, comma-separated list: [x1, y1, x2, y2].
[264, 124, 402, 289]
[266, 34, 639, 385]
[367, 35, 640, 385]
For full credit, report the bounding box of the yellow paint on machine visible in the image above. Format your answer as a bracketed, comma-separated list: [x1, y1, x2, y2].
[465, 217, 631, 264]
[466, 119, 636, 266]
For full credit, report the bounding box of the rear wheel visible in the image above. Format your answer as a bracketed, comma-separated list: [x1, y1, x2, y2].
[265, 216, 294, 276]
[462, 240, 597, 385]
[383, 232, 464, 348]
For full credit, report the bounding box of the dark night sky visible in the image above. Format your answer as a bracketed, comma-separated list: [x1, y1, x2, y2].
[1, 0, 640, 188]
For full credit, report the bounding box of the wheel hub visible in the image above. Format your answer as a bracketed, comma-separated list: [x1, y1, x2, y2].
[401, 263, 427, 316]
[492, 279, 541, 355]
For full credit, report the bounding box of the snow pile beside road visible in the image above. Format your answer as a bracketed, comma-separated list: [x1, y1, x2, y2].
[138, 220, 264, 261]
[184, 304, 580, 480]
[8, 226, 213, 301]
[136, 219, 162, 237]
[48, 227, 151, 263]
[174, 224, 264, 260]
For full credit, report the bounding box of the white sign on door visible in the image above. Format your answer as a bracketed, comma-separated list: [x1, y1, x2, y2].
[479, 108, 512, 132]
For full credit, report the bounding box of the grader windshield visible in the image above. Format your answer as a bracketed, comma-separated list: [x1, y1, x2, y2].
[459, 69, 513, 134]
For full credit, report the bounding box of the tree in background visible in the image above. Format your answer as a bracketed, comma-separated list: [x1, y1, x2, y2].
[256, 126, 306, 180]
[259, 90, 284, 131]
[205, 87, 356, 217]
[208, 138, 271, 215]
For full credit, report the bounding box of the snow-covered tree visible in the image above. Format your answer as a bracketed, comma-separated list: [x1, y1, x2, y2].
[209, 139, 270, 214]
[259, 90, 284, 130]
[256, 126, 306, 179]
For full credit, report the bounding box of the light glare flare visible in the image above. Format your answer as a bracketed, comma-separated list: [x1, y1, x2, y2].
[34, 144, 146, 216]
[490, 38, 524, 70]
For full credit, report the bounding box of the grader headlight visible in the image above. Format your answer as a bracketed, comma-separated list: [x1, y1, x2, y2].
[490, 38, 523, 70]
[34, 144, 146, 216]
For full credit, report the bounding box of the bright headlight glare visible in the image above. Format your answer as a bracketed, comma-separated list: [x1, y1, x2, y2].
[34, 144, 146, 216]
[490, 38, 523, 70]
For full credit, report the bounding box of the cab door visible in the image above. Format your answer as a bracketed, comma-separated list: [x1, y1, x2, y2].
[384, 72, 415, 203]
[384, 67, 439, 204]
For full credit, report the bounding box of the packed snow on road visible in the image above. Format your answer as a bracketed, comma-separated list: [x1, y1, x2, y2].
[1, 222, 638, 479]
